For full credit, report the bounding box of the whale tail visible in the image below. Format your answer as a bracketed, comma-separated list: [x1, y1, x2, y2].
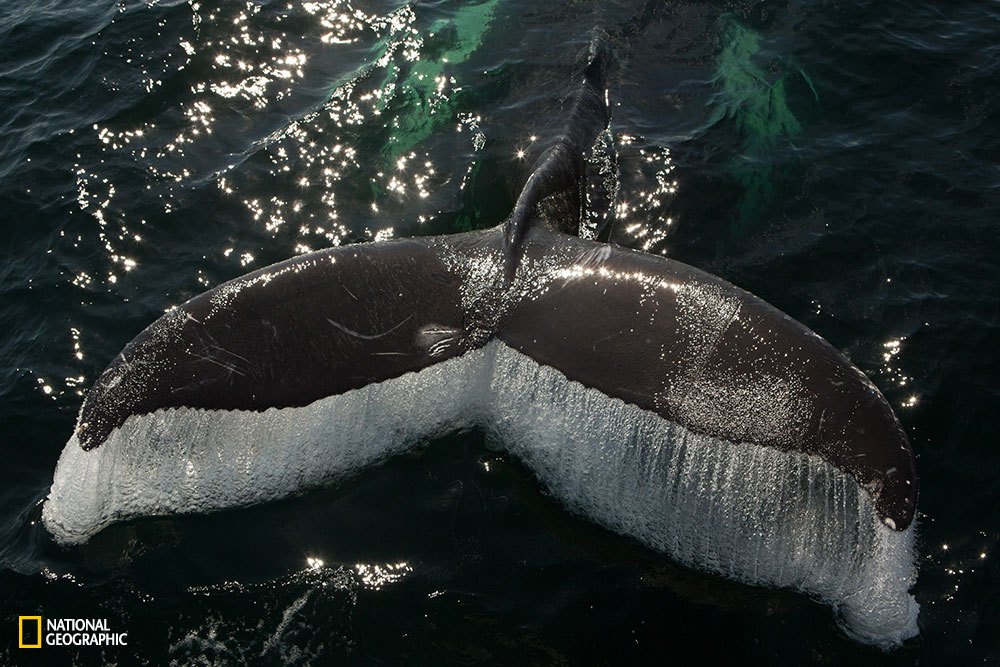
[43, 24, 919, 650]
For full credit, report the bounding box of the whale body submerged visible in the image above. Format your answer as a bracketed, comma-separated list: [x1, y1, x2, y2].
[42, 45, 918, 648]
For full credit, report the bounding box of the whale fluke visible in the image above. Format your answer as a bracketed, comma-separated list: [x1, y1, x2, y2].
[43, 41, 918, 649]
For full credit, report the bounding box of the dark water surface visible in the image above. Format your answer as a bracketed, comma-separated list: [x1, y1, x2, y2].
[1, 0, 998, 664]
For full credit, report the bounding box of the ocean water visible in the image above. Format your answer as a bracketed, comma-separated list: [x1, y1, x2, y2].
[1, 0, 997, 664]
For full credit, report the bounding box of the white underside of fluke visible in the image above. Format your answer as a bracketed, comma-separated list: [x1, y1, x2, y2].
[42, 341, 918, 648]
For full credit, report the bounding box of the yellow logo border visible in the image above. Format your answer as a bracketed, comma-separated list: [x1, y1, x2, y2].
[18, 616, 42, 649]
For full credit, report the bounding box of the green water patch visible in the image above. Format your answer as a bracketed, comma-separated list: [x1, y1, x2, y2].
[359, 0, 502, 211]
[380, 0, 499, 160]
[709, 15, 816, 231]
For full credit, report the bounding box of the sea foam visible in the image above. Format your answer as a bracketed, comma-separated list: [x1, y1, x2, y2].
[43, 341, 917, 648]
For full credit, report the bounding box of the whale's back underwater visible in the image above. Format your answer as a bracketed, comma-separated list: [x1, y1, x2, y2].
[43, 42, 919, 649]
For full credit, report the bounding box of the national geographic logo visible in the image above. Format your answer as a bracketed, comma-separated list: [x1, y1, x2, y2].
[18, 616, 128, 649]
[17, 616, 41, 649]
